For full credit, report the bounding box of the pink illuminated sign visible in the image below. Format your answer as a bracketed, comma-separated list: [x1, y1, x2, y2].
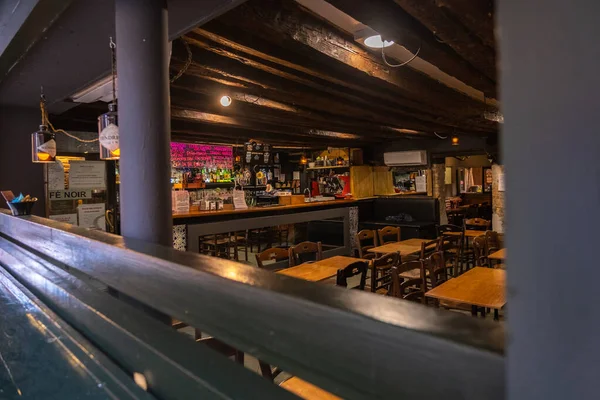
[171, 142, 233, 169]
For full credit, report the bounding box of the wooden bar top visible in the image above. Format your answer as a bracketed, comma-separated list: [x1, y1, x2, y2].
[426, 267, 506, 309]
[277, 256, 363, 282]
[173, 198, 359, 219]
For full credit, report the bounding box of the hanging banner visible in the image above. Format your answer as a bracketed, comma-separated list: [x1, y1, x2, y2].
[69, 161, 106, 189]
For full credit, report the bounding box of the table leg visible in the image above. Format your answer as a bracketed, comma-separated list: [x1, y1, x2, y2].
[471, 305, 478, 317]
[494, 309, 499, 321]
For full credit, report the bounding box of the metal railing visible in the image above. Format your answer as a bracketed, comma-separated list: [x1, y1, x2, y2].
[0, 209, 504, 399]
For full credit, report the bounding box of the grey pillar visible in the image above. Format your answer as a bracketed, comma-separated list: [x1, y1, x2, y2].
[499, 1, 600, 399]
[116, 0, 172, 246]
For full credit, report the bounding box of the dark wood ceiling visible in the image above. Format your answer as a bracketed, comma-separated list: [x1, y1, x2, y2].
[54, 0, 498, 148]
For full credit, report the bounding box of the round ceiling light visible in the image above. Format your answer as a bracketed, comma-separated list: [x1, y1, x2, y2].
[219, 95, 232, 107]
[364, 35, 394, 49]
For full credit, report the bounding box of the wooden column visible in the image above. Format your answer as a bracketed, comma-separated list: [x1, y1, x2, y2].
[116, 0, 172, 246]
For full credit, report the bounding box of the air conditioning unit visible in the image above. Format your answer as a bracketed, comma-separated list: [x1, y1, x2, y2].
[383, 150, 428, 166]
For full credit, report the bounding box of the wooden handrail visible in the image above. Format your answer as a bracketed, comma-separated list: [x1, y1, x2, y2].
[0, 210, 504, 399]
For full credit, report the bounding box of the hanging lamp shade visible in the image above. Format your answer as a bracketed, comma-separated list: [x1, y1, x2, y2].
[31, 124, 56, 163]
[98, 103, 120, 160]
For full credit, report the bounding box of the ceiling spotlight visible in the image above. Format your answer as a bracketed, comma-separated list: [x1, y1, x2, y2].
[451, 136, 460, 146]
[364, 35, 394, 49]
[219, 95, 232, 107]
[354, 27, 394, 49]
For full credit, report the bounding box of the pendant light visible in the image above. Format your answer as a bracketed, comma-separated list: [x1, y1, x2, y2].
[98, 37, 120, 160]
[31, 91, 56, 163]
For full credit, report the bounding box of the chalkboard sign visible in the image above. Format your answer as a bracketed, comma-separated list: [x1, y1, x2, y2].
[244, 142, 272, 165]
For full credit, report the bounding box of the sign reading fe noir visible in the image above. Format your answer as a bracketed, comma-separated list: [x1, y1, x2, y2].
[49, 189, 93, 201]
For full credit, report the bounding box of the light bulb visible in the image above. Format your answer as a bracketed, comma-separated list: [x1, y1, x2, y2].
[220, 95, 232, 107]
[364, 35, 394, 49]
[451, 136, 459, 146]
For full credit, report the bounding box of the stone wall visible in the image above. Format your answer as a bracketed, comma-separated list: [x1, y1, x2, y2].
[431, 163, 448, 225]
[491, 164, 505, 232]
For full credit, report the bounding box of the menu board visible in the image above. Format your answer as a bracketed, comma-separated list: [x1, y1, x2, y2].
[77, 203, 106, 231]
[172, 190, 190, 213]
[171, 142, 233, 169]
[244, 142, 272, 165]
[69, 161, 106, 189]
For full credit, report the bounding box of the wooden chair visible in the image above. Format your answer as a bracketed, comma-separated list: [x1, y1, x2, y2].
[424, 251, 453, 289]
[289, 241, 323, 267]
[390, 260, 425, 304]
[420, 238, 441, 260]
[472, 235, 488, 267]
[199, 234, 231, 258]
[229, 231, 249, 261]
[336, 261, 368, 290]
[464, 218, 491, 231]
[370, 252, 399, 294]
[438, 233, 464, 275]
[485, 230, 501, 255]
[436, 224, 463, 236]
[255, 247, 289, 269]
[355, 229, 378, 260]
[377, 226, 401, 245]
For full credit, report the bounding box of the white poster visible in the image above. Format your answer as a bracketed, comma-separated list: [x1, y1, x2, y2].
[77, 203, 106, 231]
[69, 161, 106, 189]
[498, 172, 506, 192]
[415, 175, 427, 193]
[49, 213, 78, 225]
[172, 190, 190, 213]
[233, 188, 248, 210]
[48, 160, 65, 190]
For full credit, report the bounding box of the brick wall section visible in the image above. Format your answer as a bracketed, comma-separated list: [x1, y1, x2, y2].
[492, 164, 505, 233]
[432, 163, 448, 225]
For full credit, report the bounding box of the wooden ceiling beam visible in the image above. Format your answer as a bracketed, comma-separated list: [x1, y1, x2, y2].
[173, 65, 493, 136]
[175, 39, 496, 133]
[171, 119, 363, 147]
[171, 107, 376, 144]
[171, 87, 435, 141]
[322, 0, 496, 96]
[435, 0, 495, 49]
[214, 0, 493, 123]
[392, 0, 496, 83]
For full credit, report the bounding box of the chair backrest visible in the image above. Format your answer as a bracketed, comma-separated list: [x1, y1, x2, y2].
[390, 260, 425, 303]
[420, 238, 441, 260]
[472, 236, 488, 267]
[484, 231, 501, 255]
[355, 229, 377, 259]
[377, 226, 401, 245]
[289, 241, 323, 266]
[336, 261, 368, 290]
[370, 252, 400, 293]
[464, 218, 491, 231]
[424, 251, 451, 288]
[436, 224, 463, 236]
[255, 247, 290, 269]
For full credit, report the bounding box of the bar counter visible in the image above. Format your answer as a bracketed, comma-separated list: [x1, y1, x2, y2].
[174, 198, 363, 254]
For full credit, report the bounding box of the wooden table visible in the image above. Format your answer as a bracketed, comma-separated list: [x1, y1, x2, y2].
[280, 377, 340, 400]
[368, 238, 429, 256]
[445, 230, 487, 238]
[488, 248, 506, 261]
[425, 267, 506, 319]
[277, 256, 362, 282]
